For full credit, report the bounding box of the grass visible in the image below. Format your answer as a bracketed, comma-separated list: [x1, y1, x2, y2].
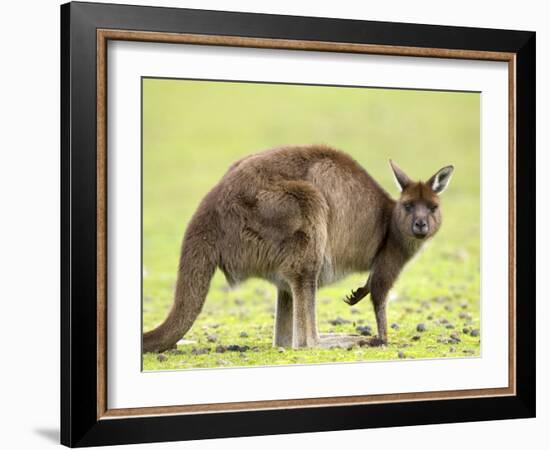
[142, 78, 480, 370]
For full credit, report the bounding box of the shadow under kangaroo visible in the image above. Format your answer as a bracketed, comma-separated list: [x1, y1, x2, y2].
[143, 145, 454, 352]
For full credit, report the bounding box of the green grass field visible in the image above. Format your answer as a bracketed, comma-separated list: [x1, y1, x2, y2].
[142, 78, 480, 370]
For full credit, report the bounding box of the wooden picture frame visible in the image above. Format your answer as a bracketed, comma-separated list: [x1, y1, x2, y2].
[61, 1, 535, 447]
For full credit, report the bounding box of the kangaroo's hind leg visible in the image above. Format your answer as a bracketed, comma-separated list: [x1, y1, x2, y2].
[273, 289, 293, 347]
[270, 181, 328, 348]
[254, 179, 328, 348]
[289, 275, 319, 348]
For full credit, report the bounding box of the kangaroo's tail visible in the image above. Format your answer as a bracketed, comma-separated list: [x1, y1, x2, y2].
[143, 218, 218, 353]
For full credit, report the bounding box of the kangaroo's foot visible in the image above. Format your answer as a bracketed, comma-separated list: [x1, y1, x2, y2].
[291, 332, 320, 349]
[366, 336, 387, 347]
[318, 334, 369, 349]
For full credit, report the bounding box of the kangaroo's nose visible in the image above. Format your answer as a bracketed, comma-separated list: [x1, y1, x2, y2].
[413, 219, 428, 237]
[414, 219, 427, 230]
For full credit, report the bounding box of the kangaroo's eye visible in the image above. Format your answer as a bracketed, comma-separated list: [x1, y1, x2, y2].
[429, 204, 438, 213]
[403, 202, 414, 212]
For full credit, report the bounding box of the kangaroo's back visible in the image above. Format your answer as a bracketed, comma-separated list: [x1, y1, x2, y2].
[221, 145, 393, 272]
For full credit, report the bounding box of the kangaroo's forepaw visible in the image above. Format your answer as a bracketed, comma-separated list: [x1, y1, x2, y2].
[343, 286, 369, 305]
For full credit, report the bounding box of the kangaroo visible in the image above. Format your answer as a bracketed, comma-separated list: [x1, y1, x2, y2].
[143, 145, 454, 352]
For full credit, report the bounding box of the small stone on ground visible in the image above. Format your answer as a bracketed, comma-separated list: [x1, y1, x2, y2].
[356, 325, 372, 336]
[329, 317, 351, 326]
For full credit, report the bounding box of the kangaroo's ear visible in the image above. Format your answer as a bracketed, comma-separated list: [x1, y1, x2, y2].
[389, 159, 412, 191]
[428, 165, 454, 194]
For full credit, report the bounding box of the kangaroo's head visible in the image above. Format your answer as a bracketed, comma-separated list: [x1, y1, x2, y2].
[389, 160, 454, 241]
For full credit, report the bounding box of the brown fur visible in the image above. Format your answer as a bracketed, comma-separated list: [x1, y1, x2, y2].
[143, 145, 453, 352]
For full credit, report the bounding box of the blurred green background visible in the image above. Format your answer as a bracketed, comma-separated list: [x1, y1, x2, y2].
[142, 78, 480, 370]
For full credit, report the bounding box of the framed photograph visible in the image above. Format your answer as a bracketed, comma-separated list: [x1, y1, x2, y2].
[61, 1, 535, 447]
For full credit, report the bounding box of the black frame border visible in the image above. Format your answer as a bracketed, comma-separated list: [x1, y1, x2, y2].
[61, 2, 535, 447]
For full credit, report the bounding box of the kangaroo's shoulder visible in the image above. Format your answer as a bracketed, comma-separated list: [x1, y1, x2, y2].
[301, 145, 393, 199]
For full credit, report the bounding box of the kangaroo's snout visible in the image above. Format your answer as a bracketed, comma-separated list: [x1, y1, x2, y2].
[412, 218, 428, 238]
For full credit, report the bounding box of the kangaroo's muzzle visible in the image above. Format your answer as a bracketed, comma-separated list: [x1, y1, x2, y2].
[412, 218, 428, 238]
